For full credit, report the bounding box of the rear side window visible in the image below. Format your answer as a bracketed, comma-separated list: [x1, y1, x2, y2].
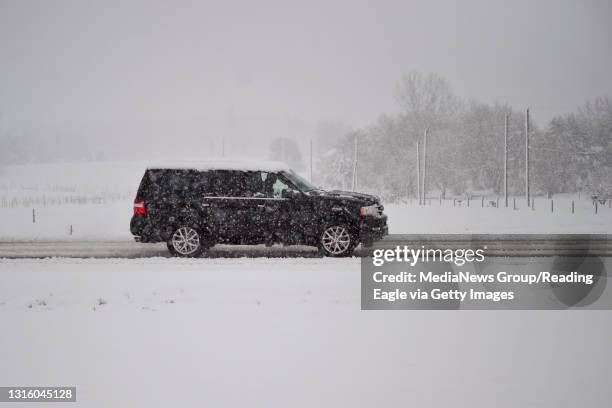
[207, 171, 265, 197]
[139, 169, 211, 201]
[191, 171, 211, 195]
[241, 171, 265, 197]
[208, 171, 232, 197]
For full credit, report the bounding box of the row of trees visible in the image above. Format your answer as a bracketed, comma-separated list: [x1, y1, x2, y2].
[537, 98, 612, 197]
[317, 72, 612, 201]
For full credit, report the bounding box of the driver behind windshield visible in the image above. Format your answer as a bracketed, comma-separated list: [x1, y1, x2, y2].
[263, 172, 278, 198]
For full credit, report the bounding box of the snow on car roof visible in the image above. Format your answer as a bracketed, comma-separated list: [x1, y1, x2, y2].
[146, 159, 291, 173]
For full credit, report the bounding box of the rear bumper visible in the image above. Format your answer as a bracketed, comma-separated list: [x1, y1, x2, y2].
[130, 215, 165, 243]
[359, 214, 388, 243]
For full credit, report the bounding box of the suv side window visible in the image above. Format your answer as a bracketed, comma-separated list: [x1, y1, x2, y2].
[242, 171, 265, 197]
[160, 170, 210, 201]
[231, 171, 250, 197]
[261, 172, 290, 198]
[208, 171, 262, 197]
[272, 178, 290, 198]
[140, 169, 162, 201]
[192, 171, 211, 195]
[209, 170, 233, 197]
[145, 170, 179, 202]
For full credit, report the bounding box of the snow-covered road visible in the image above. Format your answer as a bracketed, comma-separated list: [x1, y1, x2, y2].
[1, 257, 611, 407]
[0, 241, 322, 259]
[2, 234, 612, 259]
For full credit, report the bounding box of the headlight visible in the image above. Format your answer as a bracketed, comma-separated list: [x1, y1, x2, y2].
[359, 205, 378, 217]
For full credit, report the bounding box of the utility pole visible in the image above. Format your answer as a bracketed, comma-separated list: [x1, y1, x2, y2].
[309, 139, 313, 182]
[525, 108, 530, 207]
[351, 134, 358, 191]
[504, 113, 509, 208]
[422, 128, 428, 205]
[416, 141, 421, 205]
[223, 104, 234, 158]
[281, 137, 285, 163]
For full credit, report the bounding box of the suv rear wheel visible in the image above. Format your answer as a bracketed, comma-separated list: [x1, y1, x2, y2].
[318, 224, 356, 257]
[167, 226, 206, 257]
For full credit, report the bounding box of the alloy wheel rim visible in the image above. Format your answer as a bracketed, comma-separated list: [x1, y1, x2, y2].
[321, 226, 351, 254]
[172, 227, 201, 255]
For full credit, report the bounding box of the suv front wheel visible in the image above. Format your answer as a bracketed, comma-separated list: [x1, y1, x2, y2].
[167, 226, 206, 257]
[318, 224, 357, 257]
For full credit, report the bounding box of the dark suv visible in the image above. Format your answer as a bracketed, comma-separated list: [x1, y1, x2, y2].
[130, 160, 388, 257]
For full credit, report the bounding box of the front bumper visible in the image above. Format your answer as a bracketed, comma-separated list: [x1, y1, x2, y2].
[359, 214, 388, 243]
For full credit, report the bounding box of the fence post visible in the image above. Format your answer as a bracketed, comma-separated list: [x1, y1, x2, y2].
[595, 201, 598, 214]
[467, 197, 470, 207]
[481, 196, 484, 208]
[453, 199, 456, 207]
[496, 196, 499, 208]
[32, 208, 36, 224]
[532, 197, 535, 210]
[572, 200, 575, 214]
[439, 195, 442, 206]
[513, 198, 516, 210]
[551, 199, 554, 213]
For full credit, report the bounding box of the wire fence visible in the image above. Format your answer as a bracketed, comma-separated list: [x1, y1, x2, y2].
[0, 192, 130, 208]
[400, 194, 611, 214]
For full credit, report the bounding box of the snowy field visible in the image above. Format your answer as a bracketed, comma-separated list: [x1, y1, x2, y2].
[0, 257, 611, 407]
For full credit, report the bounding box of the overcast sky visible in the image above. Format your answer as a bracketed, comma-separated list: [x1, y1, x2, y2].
[1, 0, 611, 151]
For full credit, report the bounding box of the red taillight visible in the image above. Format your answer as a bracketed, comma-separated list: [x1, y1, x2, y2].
[134, 199, 146, 215]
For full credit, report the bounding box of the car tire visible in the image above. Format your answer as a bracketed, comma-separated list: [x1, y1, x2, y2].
[318, 224, 357, 257]
[167, 226, 207, 257]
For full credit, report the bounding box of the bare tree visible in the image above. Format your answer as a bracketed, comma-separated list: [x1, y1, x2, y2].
[394, 71, 461, 129]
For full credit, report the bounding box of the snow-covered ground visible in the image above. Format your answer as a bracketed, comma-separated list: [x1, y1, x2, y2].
[1, 257, 611, 407]
[387, 199, 612, 234]
[0, 161, 145, 195]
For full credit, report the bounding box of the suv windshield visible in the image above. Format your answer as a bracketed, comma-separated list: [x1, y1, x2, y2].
[280, 170, 318, 192]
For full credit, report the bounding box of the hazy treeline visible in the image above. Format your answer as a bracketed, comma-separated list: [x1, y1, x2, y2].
[1, 71, 610, 203]
[317, 72, 612, 201]
[0, 117, 316, 167]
